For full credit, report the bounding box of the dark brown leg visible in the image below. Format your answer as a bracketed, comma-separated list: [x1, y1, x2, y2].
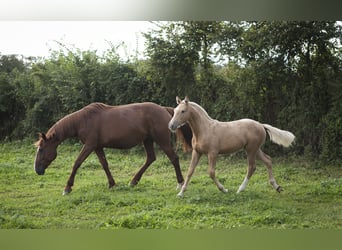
[63, 145, 93, 195]
[160, 144, 184, 185]
[95, 148, 116, 189]
[130, 138, 156, 186]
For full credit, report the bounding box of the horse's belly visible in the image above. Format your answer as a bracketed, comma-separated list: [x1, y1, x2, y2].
[102, 132, 145, 149]
[218, 136, 246, 154]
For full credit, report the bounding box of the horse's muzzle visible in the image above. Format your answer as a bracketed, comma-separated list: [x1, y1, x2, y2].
[35, 167, 45, 175]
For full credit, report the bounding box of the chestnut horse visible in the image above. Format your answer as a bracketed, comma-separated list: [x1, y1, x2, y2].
[168, 96, 295, 197]
[34, 102, 192, 195]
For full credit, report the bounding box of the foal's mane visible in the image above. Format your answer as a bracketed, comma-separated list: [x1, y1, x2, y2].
[189, 101, 214, 121]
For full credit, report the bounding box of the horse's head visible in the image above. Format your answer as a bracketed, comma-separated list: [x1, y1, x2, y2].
[34, 132, 58, 175]
[168, 96, 191, 132]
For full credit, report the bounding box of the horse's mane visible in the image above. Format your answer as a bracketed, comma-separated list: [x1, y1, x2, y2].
[35, 103, 111, 145]
[189, 101, 215, 121]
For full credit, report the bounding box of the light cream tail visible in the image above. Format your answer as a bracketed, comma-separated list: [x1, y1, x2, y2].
[263, 124, 295, 147]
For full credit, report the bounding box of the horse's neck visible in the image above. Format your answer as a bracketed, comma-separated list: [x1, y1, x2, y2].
[48, 114, 78, 143]
[188, 104, 213, 138]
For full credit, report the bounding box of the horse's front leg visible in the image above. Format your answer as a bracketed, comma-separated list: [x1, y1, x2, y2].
[208, 152, 228, 193]
[63, 145, 93, 195]
[177, 150, 201, 197]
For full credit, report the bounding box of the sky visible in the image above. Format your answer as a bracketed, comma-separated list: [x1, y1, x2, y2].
[0, 21, 157, 59]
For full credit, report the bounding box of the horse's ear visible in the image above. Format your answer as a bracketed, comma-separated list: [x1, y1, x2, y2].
[50, 131, 59, 142]
[176, 96, 182, 104]
[39, 133, 47, 141]
[184, 96, 190, 104]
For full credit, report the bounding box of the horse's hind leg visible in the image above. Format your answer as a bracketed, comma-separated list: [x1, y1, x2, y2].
[159, 143, 184, 188]
[237, 151, 257, 193]
[95, 148, 115, 189]
[208, 152, 228, 193]
[257, 149, 282, 192]
[130, 138, 156, 186]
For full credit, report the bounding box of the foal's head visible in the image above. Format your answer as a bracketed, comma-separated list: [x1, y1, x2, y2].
[168, 96, 191, 131]
[34, 132, 58, 175]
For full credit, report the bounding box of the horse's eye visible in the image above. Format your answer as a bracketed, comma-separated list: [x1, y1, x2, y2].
[39, 148, 43, 153]
[181, 110, 185, 114]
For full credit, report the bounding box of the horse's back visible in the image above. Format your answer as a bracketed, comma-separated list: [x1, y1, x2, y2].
[86, 102, 171, 147]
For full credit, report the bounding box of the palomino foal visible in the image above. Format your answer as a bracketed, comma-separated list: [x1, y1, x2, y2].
[168, 96, 295, 197]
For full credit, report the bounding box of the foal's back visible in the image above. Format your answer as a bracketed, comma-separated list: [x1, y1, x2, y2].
[211, 119, 266, 154]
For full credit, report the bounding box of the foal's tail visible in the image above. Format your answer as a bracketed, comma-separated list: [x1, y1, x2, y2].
[263, 124, 295, 147]
[164, 107, 193, 152]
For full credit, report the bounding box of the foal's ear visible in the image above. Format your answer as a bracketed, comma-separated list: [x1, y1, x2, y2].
[176, 96, 182, 104]
[184, 96, 190, 104]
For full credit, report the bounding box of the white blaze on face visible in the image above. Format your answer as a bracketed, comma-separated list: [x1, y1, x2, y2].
[34, 147, 39, 170]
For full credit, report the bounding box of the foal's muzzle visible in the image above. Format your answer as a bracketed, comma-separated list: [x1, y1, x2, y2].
[168, 121, 178, 132]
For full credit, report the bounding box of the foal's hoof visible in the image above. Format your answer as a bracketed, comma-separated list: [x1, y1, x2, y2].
[176, 183, 184, 190]
[177, 192, 184, 198]
[276, 186, 283, 193]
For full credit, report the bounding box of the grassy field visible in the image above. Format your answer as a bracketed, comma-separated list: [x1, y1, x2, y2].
[0, 140, 341, 229]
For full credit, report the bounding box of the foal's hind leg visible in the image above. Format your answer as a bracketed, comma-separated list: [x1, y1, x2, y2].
[237, 151, 257, 193]
[95, 148, 116, 189]
[130, 138, 156, 186]
[257, 150, 282, 192]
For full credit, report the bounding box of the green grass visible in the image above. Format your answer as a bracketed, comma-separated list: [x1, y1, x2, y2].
[0, 141, 341, 229]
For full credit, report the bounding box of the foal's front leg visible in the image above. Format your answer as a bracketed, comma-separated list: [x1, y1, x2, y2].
[177, 150, 201, 197]
[208, 152, 228, 193]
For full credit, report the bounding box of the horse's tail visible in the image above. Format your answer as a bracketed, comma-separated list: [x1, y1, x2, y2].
[263, 124, 295, 148]
[164, 107, 193, 152]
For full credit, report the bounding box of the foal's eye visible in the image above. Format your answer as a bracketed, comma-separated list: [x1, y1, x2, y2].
[181, 110, 185, 114]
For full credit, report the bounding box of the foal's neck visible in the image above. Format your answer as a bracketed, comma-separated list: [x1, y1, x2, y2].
[188, 103, 213, 137]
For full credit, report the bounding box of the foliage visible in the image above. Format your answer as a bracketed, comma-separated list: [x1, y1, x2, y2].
[0, 21, 341, 162]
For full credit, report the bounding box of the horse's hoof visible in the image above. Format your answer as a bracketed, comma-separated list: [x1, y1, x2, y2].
[176, 183, 183, 190]
[221, 188, 228, 193]
[276, 186, 283, 193]
[129, 179, 139, 187]
[63, 190, 71, 196]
